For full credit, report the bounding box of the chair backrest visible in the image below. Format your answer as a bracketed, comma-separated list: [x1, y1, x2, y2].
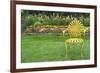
[67, 19, 84, 38]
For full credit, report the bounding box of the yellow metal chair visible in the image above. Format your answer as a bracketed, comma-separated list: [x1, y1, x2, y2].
[65, 19, 84, 59]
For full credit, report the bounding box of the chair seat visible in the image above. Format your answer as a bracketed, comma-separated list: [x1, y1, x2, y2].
[65, 38, 83, 44]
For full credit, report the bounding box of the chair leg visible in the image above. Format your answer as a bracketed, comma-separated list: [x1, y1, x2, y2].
[80, 42, 84, 58]
[65, 41, 68, 59]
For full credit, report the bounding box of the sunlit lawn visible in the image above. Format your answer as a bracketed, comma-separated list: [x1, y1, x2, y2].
[21, 34, 90, 63]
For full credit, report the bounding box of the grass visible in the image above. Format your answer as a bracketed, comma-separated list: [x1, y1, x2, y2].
[21, 34, 90, 63]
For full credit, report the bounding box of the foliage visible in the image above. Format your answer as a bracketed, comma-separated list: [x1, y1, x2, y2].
[21, 10, 90, 33]
[22, 15, 34, 31]
[34, 21, 42, 28]
[83, 17, 90, 27]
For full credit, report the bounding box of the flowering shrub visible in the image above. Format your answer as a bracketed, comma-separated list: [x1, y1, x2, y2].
[21, 10, 90, 33]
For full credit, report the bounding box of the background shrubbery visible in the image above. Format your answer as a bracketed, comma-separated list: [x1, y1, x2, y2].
[21, 10, 90, 33]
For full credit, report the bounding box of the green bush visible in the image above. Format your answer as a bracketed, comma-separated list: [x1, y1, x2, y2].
[34, 21, 42, 28]
[21, 10, 90, 33]
[83, 17, 90, 27]
[24, 15, 34, 26]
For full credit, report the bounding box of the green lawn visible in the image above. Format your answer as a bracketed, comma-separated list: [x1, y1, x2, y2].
[21, 34, 90, 63]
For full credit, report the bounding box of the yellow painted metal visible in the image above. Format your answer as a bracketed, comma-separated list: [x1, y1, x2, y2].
[65, 19, 84, 59]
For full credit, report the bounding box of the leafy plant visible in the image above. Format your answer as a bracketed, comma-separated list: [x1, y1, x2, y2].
[83, 17, 90, 27]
